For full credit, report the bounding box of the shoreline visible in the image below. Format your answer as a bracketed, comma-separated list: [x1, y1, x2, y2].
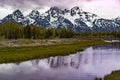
[0, 39, 106, 64]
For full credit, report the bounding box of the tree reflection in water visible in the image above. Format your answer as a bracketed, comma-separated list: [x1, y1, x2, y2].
[0, 44, 120, 80]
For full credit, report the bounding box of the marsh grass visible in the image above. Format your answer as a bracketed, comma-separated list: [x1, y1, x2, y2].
[99, 70, 120, 80]
[95, 70, 120, 80]
[0, 40, 106, 63]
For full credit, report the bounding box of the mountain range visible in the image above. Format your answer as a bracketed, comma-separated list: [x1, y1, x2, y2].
[0, 6, 120, 32]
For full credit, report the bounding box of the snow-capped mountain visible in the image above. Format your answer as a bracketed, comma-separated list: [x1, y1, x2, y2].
[1, 10, 29, 25]
[0, 6, 120, 32]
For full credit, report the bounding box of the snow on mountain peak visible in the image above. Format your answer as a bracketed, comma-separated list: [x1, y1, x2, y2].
[12, 9, 24, 19]
[13, 10, 22, 15]
[29, 10, 40, 18]
[70, 6, 82, 16]
[1, 6, 120, 32]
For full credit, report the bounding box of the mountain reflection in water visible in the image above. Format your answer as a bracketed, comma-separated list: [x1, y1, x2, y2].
[0, 45, 120, 80]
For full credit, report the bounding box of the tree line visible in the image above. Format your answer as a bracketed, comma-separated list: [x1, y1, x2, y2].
[0, 21, 120, 39]
[0, 22, 74, 39]
[76, 31, 120, 40]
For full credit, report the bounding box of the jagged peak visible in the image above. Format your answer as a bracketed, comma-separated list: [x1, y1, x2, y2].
[70, 6, 82, 16]
[12, 9, 25, 19]
[71, 6, 79, 10]
[64, 9, 70, 13]
[13, 9, 23, 15]
[71, 6, 82, 11]
[115, 16, 120, 20]
[30, 10, 40, 14]
[46, 6, 64, 16]
[50, 6, 61, 10]
[48, 6, 63, 13]
[28, 10, 40, 18]
[1, 6, 120, 32]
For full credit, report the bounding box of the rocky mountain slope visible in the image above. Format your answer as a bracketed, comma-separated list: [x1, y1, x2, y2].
[0, 6, 120, 32]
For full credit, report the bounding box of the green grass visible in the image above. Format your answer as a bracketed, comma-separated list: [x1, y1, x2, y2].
[99, 70, 120, 80]
[0, 40, 106, 63]
[104, 71, 120, 80]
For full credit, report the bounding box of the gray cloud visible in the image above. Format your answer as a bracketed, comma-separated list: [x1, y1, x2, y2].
[0, 0, 120, 19]
[0, 0, 94, 10]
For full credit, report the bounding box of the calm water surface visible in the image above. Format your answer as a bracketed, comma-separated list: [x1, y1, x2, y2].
[0, 44, 120, 80]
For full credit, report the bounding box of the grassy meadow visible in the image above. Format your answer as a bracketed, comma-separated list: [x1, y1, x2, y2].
[0, 40, 106, 63]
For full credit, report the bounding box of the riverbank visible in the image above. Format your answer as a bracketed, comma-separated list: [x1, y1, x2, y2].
[96, 70, 120, 80]
[0, 39, 81, 48]
[0, 39, 106, 63]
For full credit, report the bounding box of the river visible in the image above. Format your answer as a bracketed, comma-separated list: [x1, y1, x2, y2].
[0, 44, 120, 80]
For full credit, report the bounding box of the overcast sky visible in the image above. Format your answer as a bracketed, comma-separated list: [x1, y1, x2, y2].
[0, 0, 120, 19]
